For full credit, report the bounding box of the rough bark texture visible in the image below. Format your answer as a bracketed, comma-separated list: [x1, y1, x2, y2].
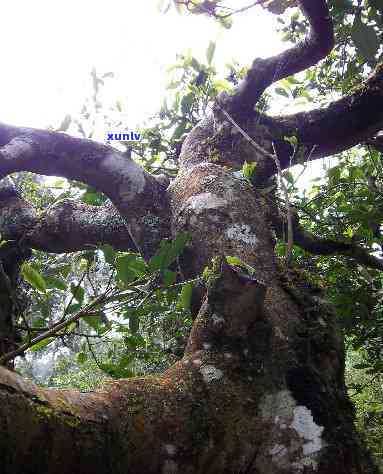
[0, 0, 381, 471]
[0, 242, 30, 370]
[0, 115, 378, 473]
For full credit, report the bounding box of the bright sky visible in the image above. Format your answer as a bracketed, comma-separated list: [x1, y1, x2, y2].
[0, 0, 284, 131]
[1, 0, 333, 191]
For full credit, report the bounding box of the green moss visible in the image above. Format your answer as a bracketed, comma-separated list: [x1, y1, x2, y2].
[34, 403, 54, 420]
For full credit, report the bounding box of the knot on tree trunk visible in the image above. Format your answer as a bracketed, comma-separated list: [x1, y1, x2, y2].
[185, 258, 267, 355]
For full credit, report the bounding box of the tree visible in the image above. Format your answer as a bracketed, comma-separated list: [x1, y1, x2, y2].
[0, 0, 382, 472]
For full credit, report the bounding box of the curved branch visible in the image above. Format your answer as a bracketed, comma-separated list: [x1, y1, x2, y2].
[219, 0, 334, 119]
[0, 123, 171, 258]
[272, 208, 383, 271]
[275, 63, 383, 166]
[0, 185, 135, 253]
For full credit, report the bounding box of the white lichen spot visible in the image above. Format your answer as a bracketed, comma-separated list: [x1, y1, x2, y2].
[201, 175, 218, 186]
[200, 365, 223, 383]
[186, 192, 227, 214]
[226, 224, 258, 245]
[317, 317, 327, 327]
[274, 327, 288, 341]
[269, 444, 288, 458]
[259, 390, 296, 420]
[291, 406, 325, 456]
[163, 444, 177, 457]
[203, 343, 212, 350]
[101, 152, 146, 200]
[224, 352, 233, 359]
[162, 459, 178, 474]
[212, 313, 225, 326]
[259, 390, 325, 472]
[292, 457, 318, 472]
[243, 348, 249, 357]
[192, 359, 202, 366]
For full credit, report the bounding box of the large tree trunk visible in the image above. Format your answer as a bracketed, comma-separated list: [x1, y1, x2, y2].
[0, 1, 381, 470]
[0, 130, 377, 473]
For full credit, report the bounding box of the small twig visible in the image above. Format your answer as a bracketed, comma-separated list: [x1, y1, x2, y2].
[86, 337, 104, 371]
[0, 289, 112, 365]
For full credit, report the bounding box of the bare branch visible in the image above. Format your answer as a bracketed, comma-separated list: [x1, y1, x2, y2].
[275, 63, 383, 167]
[0, 185, 136, 253]
[0, 289, 112, 365]
[272, 208, 383, 271]
[0, 123, 171, 257]
[219, 0, 334, 119]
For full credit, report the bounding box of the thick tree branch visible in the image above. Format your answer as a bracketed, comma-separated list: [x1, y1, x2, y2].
[272, 208, 383, 271]
[366, 134, 383, 153]
[275, 63, 383, 166]
[219, 0, 334, 119]
[0, 185, 136, 253]
[0, 123, 171, 258]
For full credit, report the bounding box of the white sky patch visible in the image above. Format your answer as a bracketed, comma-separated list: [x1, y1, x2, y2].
[186, 192, 227, 214]
[0, 0, 282, 131]
[226, 223, 258, 245]
[0, 0, 332, 202]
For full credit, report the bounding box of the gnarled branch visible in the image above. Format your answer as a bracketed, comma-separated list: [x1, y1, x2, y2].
[0, 123, 171, 258]
[220, 0, 334, 119]
[0, 185, 136, 253]
[274, 63, 383, 166]
[272, 208, 383, 271]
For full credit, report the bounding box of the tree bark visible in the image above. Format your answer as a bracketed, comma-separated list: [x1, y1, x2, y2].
[0, 242, 30, 370]
[0, 124, 378, 472]
[0, 0, 380, 470]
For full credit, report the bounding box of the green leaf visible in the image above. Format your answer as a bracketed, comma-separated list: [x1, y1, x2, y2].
[282, 170, 295, 184]
[83, 311, 108, 332]
[225, 256, 256, 275]
[21, 263, 46, 293]
[177, 282, 194, 310]
[148, 233, 190, 272]
[351, 17, 379, 61]
[100, 244, 116, 265]
[116, 253, 147, 283]
[226, 256, 244, 267]
[66, 303, 82, 314]
[77, 352, 87, 364]
[129, 313, 140, 334]
[70, 283, 85, 303]
[212, 79, 232, 93]
[163, 269, 177, 286]
[242, 161, 257, 180]
[30, 337, 53, 352]
[190, 57, 201, 72]
[45, 276, 67, 291]
[284, 135, 298, 147]
[275, 87, 290, 98]
[206, 41, 216, 65]
[181, 93, 194, 115]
